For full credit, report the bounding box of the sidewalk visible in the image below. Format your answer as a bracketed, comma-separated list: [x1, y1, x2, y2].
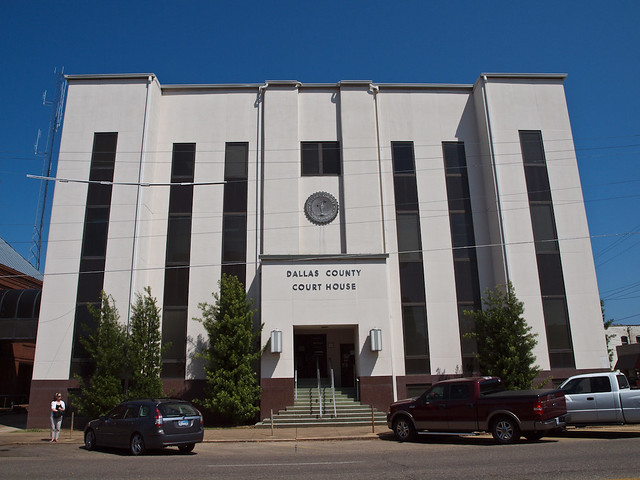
[0, 419, 383, 446]
[1, 417, 639, 447]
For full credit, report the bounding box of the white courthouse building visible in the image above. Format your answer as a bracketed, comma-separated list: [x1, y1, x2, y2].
[29, 73, 608, 427]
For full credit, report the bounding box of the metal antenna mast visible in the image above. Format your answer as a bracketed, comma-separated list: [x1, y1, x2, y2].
[30, 67, 66, 270]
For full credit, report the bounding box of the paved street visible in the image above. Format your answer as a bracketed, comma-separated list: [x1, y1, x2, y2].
[1, 426, 640, 480]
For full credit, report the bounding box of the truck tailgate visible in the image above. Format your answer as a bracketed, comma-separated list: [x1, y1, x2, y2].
[539, 390, 566, 420]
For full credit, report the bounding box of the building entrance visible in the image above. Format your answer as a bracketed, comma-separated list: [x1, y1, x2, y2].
[294, 334, 327, 378]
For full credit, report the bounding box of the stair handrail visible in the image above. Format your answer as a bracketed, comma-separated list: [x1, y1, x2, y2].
[328, 359, 337, 418]
[294, 369, 298, 400]
[316, 357, 323, 418]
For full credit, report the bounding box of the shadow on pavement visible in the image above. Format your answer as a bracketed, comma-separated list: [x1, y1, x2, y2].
[377, 430, 557, 446]
[0, 412, 27, 429]
[550, 428, 640, 440]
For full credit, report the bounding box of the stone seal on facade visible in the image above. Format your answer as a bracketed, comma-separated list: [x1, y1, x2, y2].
[304, 191, 339, 225]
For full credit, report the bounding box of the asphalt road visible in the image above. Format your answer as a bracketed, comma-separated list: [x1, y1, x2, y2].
[1, 430, 639, 480]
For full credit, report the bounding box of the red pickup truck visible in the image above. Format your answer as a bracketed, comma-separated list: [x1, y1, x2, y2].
[387, 377, 566, 444]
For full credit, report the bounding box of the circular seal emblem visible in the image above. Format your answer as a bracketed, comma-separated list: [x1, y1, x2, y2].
[304, 191, 339, 225]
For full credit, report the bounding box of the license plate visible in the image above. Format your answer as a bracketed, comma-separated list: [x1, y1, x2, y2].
[178, 419, 190, 427]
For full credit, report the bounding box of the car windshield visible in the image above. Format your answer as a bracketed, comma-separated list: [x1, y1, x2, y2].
[159, 402, 199, 417]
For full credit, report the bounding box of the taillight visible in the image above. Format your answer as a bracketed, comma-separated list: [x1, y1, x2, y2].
[533, 401, 543, 416]
[154, 408, 164, 427]
[196, 409, 203, 426]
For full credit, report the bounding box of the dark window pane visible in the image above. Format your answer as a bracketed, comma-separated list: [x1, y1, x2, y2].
[446, 175, 469, 212]
[222, 214, 247, 262]
[537, 253, 565, 296]
[396, 213, 422, 259]
[161, 361, 186, 378]
[454, 259, 480, 303]
[169, 185, 194, 214]
[171, 143, 195, 181]
[393, 175, 419, 211]
[223, 180, 248, 213]
[301, 142, 340, 176]
[402, 305, 429, 357]
[301, 143, 320, 175]
[405, 358, 430, 375]
[322, 142, 341, 175]
[520, 131, 546, 165]
[525, 165, 552, 202]
[542, 297, 573, 350]
[82, 207, 110, 257]
[399, 261, 426, 303]
[392, 142, 415, 174]
[531, 204, 558, 252]
[90, 133, 117, 176]
[72, 304, 98, 360]
[161, 308, 187, 360]
[166, 216, 192, 264]
[221, 264, 246, 286]
[163, 267, 190, 307]
[443, 142, 467, 174]
[450, 213, 475, 249]
[550, 351, 575, 369]
[225, 143, 248, 179]
[76, 271, 105, 303]
[86, 183, 113, 206]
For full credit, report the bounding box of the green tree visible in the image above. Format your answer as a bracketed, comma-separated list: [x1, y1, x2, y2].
[602, 300, 615, 370]
[72, 292, 128, 418]
[465, 282, 540, 390]
[127, 286, 165, 399]
[197, 274, 264, 424]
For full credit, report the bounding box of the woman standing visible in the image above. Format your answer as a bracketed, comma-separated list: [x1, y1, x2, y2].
[50, 392, 65, 443]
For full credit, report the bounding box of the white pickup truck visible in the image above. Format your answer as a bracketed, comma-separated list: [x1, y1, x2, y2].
[560, 372, 640, 425]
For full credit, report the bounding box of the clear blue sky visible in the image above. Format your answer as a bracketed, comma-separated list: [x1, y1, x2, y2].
[1, 1, 638, 324]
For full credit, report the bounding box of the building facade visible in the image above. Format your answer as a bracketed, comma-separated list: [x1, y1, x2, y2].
[29, 73, 608, 427]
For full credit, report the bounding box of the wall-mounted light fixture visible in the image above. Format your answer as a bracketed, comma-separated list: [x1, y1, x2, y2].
[370, 328, 382, 352]
[270, 329, 282, 353]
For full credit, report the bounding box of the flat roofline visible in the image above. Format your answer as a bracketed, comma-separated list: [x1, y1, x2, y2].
[66, 73, 156, 81]
[63, 73, 568, 91]
[481, 72, 568, 80]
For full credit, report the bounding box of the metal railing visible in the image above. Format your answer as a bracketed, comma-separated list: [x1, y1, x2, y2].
[328, 359, 337, 418]
[316, 357, 323, 418]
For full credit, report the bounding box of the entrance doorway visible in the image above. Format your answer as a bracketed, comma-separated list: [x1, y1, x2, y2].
[294, 334, 327, 379]
[340, 343, 355, 387]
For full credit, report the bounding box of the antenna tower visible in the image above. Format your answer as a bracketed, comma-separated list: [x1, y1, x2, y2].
[30, 67, 66, 270]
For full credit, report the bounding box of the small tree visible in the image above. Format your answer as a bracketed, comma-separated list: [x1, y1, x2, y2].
[127, 286, 164, 399]
[197, 274, 264, 424]
[602, 300, 615, 370]
[465, 282, 540, 390]
[72, 292, 128, 418]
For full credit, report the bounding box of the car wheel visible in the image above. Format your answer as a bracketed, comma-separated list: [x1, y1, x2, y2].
[524, 432, 543, 442]
[130, 433, 146, 456]
[84, 429, 96, 450]
[491, 416, 520, 444]
[393, 416, 416, 442]
[178, 443, 195, 453]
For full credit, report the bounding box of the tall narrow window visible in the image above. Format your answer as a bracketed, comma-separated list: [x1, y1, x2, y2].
[443, 142, 481, 374]
[520, 131, 575, 369]
[301, 141, 341, 176]
[70, 132, 117, 378]
[162, 143, 195, 378]
[221, 143, 249, 284]
[392, 142, 430, 374]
